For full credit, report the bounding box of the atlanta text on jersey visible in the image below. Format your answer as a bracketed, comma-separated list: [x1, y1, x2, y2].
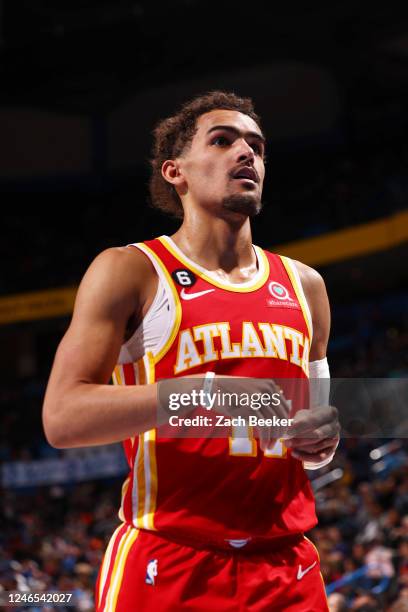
[174, 322, 310, 375]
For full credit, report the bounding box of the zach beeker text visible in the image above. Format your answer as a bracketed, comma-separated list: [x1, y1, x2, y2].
[168, 414, 294, 427]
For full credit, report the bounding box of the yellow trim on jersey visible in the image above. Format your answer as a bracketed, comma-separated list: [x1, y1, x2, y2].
[158, 236, 270, 292]
[145, 428, 158, 530]
[131, 436, 142, 526]
[112, 357, 159, 532]
[136, 359, 146, 385]
[279, 255, 313, 344]
[118, 477, 130, 523]
[133, 429, 158, 530]
[136, 432, 146, 524]
[103, 525, 130, 611]
[125, 353, 158, 531]
[112, 365, 123, 386]
[112, 355, 158, 533]
[145, 351, 156, 384]
[135, 242, 182, 364]
[98, 524, 123, 606]
[106, 527, 139, 611]
[144, 352, 158, 530]
[304, 535, 321, 561]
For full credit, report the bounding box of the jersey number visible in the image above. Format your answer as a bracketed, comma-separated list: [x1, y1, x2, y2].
[175, 271, 192, 285]
[229, 425, 286, 458]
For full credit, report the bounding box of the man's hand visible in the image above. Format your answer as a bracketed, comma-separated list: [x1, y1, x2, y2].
[284, 405, 340, 465]
[159, 375, 291, 449]
[214, 376, 291, 450]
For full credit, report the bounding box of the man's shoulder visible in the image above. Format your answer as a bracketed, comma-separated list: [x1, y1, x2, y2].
[291, 259, 326, 294]
[92, 244, 156, 277]
[78, 243, 158, 305]
[284, 258, 329, 321]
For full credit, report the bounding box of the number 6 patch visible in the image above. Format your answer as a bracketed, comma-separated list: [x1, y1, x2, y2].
[171, 269, 196, 287]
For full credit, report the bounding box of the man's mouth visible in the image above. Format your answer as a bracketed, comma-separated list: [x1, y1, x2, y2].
[231, 167, 259, 183]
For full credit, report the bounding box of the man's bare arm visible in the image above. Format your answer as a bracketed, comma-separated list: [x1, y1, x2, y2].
[295, 261, 331, 361]
[286, 261, 339, 465]
[42, 246, 160, 448]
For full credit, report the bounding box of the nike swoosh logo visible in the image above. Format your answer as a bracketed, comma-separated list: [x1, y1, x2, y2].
[180, 288, 215, 301]
[297, 561, 317, 580]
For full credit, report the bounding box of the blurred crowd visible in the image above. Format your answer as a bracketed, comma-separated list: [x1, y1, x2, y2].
[261, 143, 408, 244]
[0, 482, 121, 611]
[331, 294, 408, 378]
[314, 440, 408, 611]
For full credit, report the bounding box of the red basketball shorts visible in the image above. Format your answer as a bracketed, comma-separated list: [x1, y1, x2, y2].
[95, 524, 329, 611]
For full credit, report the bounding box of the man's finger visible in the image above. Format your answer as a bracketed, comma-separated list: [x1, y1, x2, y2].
[285, 422, 340, 443]
[291, 448, 335, 462]
[286, 406, 338, 438]
[263, 383, 290, 420]
[288, 438, 338, 454]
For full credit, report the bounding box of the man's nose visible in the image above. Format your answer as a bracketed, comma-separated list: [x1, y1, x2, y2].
[236, 139, 255, 163]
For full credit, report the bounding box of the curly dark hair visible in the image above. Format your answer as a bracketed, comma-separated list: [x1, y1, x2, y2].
[149, 91, 262, 218]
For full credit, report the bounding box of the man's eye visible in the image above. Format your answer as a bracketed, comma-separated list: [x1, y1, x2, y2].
[212, 136, 229, 146]
[251, 143, 263, 155]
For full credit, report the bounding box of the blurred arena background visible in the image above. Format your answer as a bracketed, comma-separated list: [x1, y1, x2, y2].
[1, 2, 408, 610]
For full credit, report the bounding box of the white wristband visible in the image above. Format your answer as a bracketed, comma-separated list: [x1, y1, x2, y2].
[303, 452, 336, 470]
[309, 357, 330, 408]
[202, 371, 215, 408]
[303, 438, 339, 470]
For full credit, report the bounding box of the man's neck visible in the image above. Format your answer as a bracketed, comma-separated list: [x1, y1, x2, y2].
[169, 216, 258, 283]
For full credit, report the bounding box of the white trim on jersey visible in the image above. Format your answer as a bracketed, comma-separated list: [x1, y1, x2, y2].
[118, 243, 176, 364]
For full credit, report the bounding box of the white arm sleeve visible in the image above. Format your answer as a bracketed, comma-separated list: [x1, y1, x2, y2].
[304, 357, 338, 470]
[309, 357, 330, 407]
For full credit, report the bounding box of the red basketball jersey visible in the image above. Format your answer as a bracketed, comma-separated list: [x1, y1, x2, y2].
[113, 236, 317, 547]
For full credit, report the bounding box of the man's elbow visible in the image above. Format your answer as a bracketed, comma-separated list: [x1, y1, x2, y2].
[42, 418, 68, 449]
[42, 400, 74, 449]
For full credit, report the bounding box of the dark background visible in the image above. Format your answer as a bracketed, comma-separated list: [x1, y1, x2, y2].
[0, 2, 408, 610]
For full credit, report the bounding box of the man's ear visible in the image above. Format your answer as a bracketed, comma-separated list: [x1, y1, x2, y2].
[161, 159, 185, 187]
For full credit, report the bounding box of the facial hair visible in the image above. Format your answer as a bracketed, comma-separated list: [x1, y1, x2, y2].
[221, 193, 263, 217]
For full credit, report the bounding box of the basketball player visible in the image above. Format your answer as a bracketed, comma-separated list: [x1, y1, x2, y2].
[43, 91, 340, 611]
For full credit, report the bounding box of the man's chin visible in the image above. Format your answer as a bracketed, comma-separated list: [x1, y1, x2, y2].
[221, 194, 263, 217]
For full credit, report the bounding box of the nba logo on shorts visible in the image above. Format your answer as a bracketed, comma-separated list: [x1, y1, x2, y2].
[145, 559, 158, 585]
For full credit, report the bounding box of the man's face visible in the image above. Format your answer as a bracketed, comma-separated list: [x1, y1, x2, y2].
[177, 109, 266, 217]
